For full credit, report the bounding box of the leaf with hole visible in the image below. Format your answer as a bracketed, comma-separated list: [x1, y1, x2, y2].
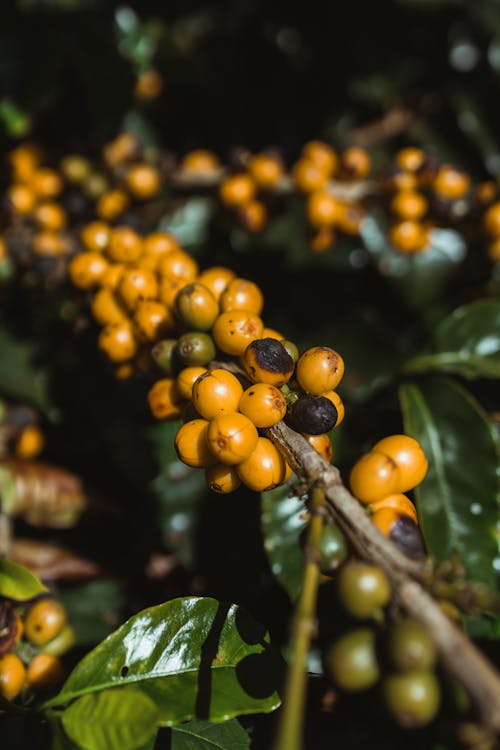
[47, 597, 282, 725]
[400, 377, 500, 586]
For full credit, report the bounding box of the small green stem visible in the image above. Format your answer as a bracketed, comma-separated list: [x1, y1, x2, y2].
[273, 484, 325, 750]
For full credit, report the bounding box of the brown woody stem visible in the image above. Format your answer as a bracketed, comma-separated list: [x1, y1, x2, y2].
[266, 421, 500, 733]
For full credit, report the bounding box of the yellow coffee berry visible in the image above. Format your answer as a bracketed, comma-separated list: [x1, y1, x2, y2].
[237, 437, 287, 491]
[133, 300, 174, 342]
[205, 463, 241, 494]
[192, 369, 244, 420]
[349, 451, 401, 504]
[176, 366, 208, 400]
[175, 419, 217, 468]
[207, 412, 259, 465]
[25, 599, 67, 646]
[212, 310, 264, 356]
[304, 433, 333, 462]
[239, 383, 287, 428]
[158, 250, 199, 283]
[15, 425, 45, 459]
[175, 282, 220, 331]
[69, 252, 109, 290]
[147, 378, 184, 420]
[107, 227, 143, 264]
[197, 266, 236, 301]
[98, 322, 138, 363]
[91, 288, 127, 326]
[117, 267, 158, 312]
[373, 435, 428, 492]
[296, 346, 344, 394]
[220, 278, 264, 315]
[81, 221, 111, 253]
[0, 654, 26, 701]
[322, 391, 345, 426]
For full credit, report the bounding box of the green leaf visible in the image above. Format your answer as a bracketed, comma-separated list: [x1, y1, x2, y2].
[361, 210, 466, 309]
[169, 719, 250, 749]
[59, 580, 125, 647]
[61, 687, 159, 750]
[159, 198, 214, 250]
[405, 299, 500, 378]
[463, 615, 500, 640]
[0, 559, 47, 600]
[48, 597, 282, 725]
[400, 377, 500, 585]
[261, 483, 307, 600]
[0, 326, 50, 412]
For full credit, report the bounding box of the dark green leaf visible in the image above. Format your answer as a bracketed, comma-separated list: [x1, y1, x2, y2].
[61, 687, 159, 750]
[149, 422, 207, 567]
[261, 483, 307, 600]
[0, 327, 50, 411]
[463, 615, 500, 639]
[0, 559, 47, 600]
[400, 378, 500, 585]
[59, 581, 125, 647]
[48, 597, 282, 725]
[169, 719, 250, 750]
[405, 299, 500, 378]
[361, 211, 466, 309]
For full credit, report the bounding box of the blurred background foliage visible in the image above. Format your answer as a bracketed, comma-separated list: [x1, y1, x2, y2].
[1, 1, 500, 747]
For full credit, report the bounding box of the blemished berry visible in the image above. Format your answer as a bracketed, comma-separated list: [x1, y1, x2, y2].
[287, 394, 338, 435]
[337, 562, 391, 619]
[175, 332, 216, 366]
[175, 419, 217, 468]
[320, 391, 344, 427]
[318, 523, 348, 574]
[207, 412, 259, 465]
[212, 310, 264, 356]
[326, 628, 380, 692]
[369, 493, 418, 524]
[151, 339, 178, 375]
[175, 282, 219, 331]
[242, 338, 295, 387]
[25, 598, 67, 646]
[133, 300, 174, 342]
[304, 432, 333, 462]
[373, 435, 428, 492]
[349, 451, 401, 504]
[387, 618, 436, 671]
[117, 267, 158, 312]
[192, 368, 244, 420]
[196, 266, 236, 301]
[372, 509, 426, 559]
[296, 346, 344, 394]
[98, 322, 138, 363]
[176, 366, 208, 400]
[239, 383, 287, 428]
[236, 436, 287, 491]
[205, 463, 241, 493]
[26, 653, 64, 693]
[382, 671, 441, 728]
[220, 278, 264, 315]
[0, 653, 26, 701]
[262, 327, 284, 341]
[147, 378, 184, 420]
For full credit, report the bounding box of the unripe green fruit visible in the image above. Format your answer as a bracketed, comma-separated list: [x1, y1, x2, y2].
[319, 523, 348, 574]
[387, 618, 436, 671]
[282, 340, 299, 363]
[337, 562, 391, 619]
[151, 339, 177, 374]
[41, 625, 76, 657]
[175, 332, 216, 366]
[326, 628, 379, 692]
[382, 671, 441, 728]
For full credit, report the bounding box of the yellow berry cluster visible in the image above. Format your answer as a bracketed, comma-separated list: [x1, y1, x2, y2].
[349, 434, 428, 558]
[0, 596, 72, 702]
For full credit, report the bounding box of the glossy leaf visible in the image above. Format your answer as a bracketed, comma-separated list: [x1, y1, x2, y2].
[0, 559, 47, 600]
[361, 211, 466, 308]
[400, 378, 500, 585]
[48, 597, 282, 725]
[405, 299, 500, 378]
[61, 687, 159, 750]
[261, 483, 307, 600]
[169, 719, 250, 749]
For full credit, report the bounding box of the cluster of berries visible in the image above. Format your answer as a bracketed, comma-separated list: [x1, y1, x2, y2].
[0, 596, 72, 702]
[349, 435, 428, 558]
[150, 336, 345, 494]
[326, 562, 440, 728]
[0, 401, 45, 461]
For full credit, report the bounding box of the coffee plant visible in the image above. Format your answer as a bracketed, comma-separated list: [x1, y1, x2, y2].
[1, 2, 500, 749]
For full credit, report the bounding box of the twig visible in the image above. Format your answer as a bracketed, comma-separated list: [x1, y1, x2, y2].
[273, 485, 325, 750]
[346, 105, 415, 147]
[266, 421, 500, 732]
